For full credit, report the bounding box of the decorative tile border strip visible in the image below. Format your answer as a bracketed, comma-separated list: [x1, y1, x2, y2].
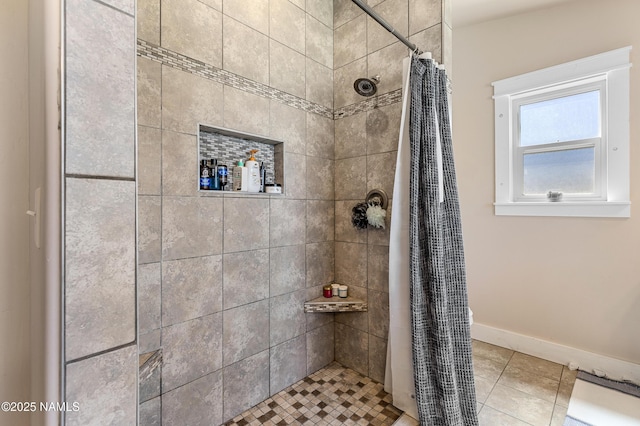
[304, 296, 368, 313]
[137, 39, 406, 122]
[137, 39, 334, 119]
[333, 88, 404, 120]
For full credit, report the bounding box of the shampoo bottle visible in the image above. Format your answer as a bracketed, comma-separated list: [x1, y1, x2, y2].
[209, 159, 220, 190]
[232, 160, 248, 192]
[246, 149, 261, 193]
[199, 159, 211, 190]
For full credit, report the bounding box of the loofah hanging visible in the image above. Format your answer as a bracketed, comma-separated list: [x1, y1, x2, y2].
[351, 202, 369, 229]
[366, 203, 386, 229]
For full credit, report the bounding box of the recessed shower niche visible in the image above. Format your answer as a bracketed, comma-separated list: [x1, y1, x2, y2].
[198, 124, 285, 195]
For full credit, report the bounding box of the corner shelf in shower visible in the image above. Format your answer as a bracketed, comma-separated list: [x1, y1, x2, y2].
[304, 296, 368, 313]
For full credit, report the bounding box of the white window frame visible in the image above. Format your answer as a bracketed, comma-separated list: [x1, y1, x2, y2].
[492, 46, 631, 218]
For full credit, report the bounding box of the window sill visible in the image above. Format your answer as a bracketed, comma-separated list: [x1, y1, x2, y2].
[494, 201, 630, 218]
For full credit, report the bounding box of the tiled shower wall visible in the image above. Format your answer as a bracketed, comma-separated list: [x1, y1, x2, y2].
[332, 0, 451, 381]
[63, 0, 138, 424]
[137, 0, 336, 424]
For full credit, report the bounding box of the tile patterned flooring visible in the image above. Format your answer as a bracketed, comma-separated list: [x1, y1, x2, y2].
[224, 341, 576, 426]
[223, 362, 402, 426]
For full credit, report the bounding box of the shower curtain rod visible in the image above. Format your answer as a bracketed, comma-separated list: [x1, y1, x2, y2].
[351, 0, 423, 54]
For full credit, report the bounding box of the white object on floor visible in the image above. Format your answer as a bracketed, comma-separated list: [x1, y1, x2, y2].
[567, 379, 640, 426]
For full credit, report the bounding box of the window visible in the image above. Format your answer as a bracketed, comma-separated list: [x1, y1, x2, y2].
[492, 47, 631, 217]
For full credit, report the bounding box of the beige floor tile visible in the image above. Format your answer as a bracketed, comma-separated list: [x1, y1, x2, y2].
[556, 367, 578, 407]
[472, 340, 514, 365]
[475, 374, 497, 404]
[478, 405, 532, 426]
[391, 413, 419, 425]
[485, 383, 555, 426]
[498, 364, 560, 402]
[473, 354, 508, 383]
[551, 404, 568, 426]
[507, 352, 564, 381]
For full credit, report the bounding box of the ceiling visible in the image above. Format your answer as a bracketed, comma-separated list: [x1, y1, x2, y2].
[451, 0, 577, 28]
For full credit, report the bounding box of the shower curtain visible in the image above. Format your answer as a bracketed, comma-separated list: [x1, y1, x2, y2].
[385, 54, 478, 425]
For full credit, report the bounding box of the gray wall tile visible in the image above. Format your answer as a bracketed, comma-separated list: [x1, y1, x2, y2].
[306, 157, 334, 200]
[162, 130, 198, 196]
[306, 241, 334, 288]
[366, 0, 408, 54]
[307, 0, 333, 28]
[223, 350, 270, 420]
[306, 15, 333, 69]
[368, 244, 389, 292]
[335, 112, 366, 160]
[139, 262, 161, 334]
[270, 0, 306, 53]
[333, 0, 363, 28]
[223, 86, 270, 136]
[162, 196, 223, 260]
[223, 249, 270, 309]
[162, 255, 223, 326]
[368, 289, 389, 339]
[138, 126, 161, 195]
[270, 290, 306, 347]
[409, 0, 442, 36]
[306, 59, 333, 109]
[366, 103, 402, 154]
[334, 14, 366, 69]
[334, 57, 367, 109]
[140, 396, 161, 426]
[335, 241, 367, 287]
[223, 300, 270, 366]
[137, 57, 161, 128]
[161, 0, 222, 66]
[369, 335, 388, 383]
[306, 200, 335, 243]
[335, 156, 367, 200]
[66, 345, 137, 426]
[223, 0, 269, 34]
[162, 66, 224, 135]
[270, 199, 306, 246]
[335, 323, 368, 376]
[270, 39, 306, 98]
[335, 200, 367, 243]
[137, 0, 160, 44]
[224, 16, 270, 85]
[65, 179, 135, 361]
[139, 195, 162, 264]
[65, 0, 134, 178]
[270, 245, 306, 297]
[367, 43, 406, 97]
[270, 100, 306, 155]
[306, 322, 334, 374]
[162, 313, 223, 392]
[367, 151, 397, 197]
[284, 152, 306, 199]
[306, 113, 334, 159]
[223, 198, 270, 253]
[162, 371, 223, 426]
[139, 329, 161, 354]
[270, 335, 307, 394]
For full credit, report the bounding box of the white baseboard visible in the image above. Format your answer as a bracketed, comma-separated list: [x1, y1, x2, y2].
[471, 322, 640, 385]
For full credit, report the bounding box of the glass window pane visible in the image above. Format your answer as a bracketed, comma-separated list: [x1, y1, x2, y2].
[520, 91, 600, 146]
[523, 147, 595, 195]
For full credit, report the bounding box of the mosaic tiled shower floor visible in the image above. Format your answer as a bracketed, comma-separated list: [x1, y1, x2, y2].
[224, 362, 403, 426]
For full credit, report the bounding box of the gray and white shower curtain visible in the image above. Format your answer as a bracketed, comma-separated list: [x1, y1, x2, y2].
[408, 56, 478, 425]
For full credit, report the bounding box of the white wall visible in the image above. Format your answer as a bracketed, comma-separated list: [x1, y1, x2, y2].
[453, 0, 640, 365]
[0, 1, 32, 425]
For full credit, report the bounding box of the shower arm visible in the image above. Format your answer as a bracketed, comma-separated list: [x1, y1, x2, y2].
[350, 0, 423, 55]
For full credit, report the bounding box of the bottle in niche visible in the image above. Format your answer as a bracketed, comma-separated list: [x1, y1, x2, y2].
[232, 160, 248, 192]
[259, 162, 266, 192]
[199, 159, 211, 190]
[209, 159, 220, 190]
[246, 149, 261, 193]
[217, 164, 228, 191]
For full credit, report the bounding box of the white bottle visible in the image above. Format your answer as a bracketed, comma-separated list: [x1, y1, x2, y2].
[246, 149, 261, 193]
[232, 160, 248, 192]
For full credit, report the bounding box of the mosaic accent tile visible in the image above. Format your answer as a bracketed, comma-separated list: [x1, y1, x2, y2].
[137, 39, 332, 119]
[223, 362, 403, 426]
[137, 40, 403, 124]
[304, 296, 368, 313]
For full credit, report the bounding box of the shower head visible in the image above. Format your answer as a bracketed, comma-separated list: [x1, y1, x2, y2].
[354, 75, 380, 97]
